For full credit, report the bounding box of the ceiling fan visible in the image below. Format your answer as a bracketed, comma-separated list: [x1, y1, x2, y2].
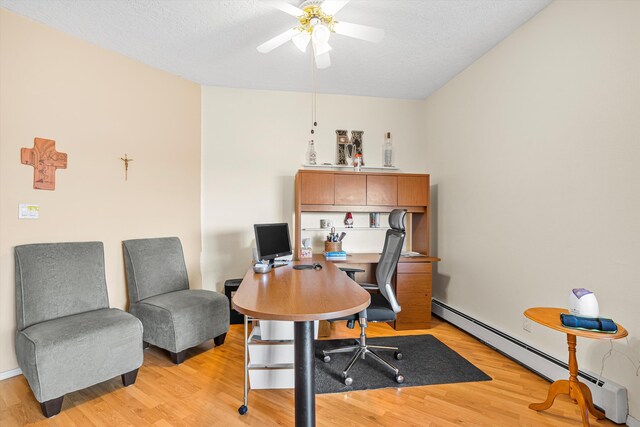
[257, 0, 384, 69]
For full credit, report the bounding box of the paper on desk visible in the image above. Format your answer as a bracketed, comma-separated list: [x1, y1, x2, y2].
[401, 251, 425, 257]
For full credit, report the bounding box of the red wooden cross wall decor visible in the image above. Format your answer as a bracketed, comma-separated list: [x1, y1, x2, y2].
[21, 137, 68, 190]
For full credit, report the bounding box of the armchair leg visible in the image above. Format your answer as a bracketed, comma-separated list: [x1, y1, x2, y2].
[170, 350, 187, 364]
[121, 368, 139, 386]
[143, 341, 150, 349]
[40, 396, 64, 418]
[213, 333, 227, 346]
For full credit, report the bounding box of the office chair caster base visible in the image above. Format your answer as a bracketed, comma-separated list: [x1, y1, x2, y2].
[394, 351, 402, 360]
[344, 376, 353, 386]
[395, 374, 405, 384]
[323, 355, 331, 363]
[238, 405, 248, 415]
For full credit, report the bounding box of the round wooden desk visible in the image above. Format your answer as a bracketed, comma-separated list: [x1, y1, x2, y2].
[524, 307, 628, 427]
[233, 260, 370, 427]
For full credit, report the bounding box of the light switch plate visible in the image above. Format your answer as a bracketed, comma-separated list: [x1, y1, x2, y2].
[19, 204, 39, 219]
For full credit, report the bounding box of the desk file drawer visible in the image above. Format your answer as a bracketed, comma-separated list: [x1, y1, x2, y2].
[397, 262, 432, 274]
[395, 268, 432, 330]
[248, 366, 294, 389]
[249, 342, 294, 365]
[259, 320, 293, 340]
[259, 320, 319, 340]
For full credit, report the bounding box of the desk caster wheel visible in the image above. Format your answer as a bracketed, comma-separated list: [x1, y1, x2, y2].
[238, 405, 248, 415]
[395, 374, 405, 384]
[323, 355, 331, 363]
[394, 351, 402, 360]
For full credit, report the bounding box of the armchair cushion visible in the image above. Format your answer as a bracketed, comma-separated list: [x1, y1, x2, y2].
[131, 289, 229, 353]
[16, 308, 143, 403]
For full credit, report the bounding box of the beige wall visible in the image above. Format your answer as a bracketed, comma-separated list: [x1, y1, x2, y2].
[423, 0, 640, 419]
[3, 0, 638, 420]
[0, 10, 201, 373]
[201, 86, 426, 291]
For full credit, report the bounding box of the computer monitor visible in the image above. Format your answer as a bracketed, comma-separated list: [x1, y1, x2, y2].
[254, 223, 292, 265]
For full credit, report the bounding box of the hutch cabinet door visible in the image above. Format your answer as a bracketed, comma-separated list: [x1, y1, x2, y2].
[300, 173, 335, 205]
[398, 176, 429, 206]
[335, 174, 366, 205]
[366, 175, 397, 206]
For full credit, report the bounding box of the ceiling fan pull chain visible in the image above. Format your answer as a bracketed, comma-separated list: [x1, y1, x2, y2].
[311, 53, 317, 135]
[310, 53, 314, 134]
[313, 61, 317, 129]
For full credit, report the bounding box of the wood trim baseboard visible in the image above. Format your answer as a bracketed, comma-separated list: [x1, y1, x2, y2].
[627, 414, 640, 427]
[0, 367, 22, 381]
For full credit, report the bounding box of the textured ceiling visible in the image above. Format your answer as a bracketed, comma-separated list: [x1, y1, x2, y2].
[0, 0, 551, 99]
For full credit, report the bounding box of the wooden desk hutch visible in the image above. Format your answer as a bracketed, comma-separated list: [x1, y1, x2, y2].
[294, 169, 439, 330]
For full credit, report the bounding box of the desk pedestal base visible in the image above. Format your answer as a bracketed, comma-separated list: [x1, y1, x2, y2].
[295, 321, 315, 427]
[529, 334, 605, 427]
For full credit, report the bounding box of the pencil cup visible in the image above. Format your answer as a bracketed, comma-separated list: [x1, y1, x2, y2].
[325, 242, 342, 253]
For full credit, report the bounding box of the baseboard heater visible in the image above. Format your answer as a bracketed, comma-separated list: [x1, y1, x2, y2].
[432, 298, 628, 424]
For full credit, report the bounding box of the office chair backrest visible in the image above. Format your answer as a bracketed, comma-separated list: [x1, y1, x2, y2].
[375, 209, 406, 313]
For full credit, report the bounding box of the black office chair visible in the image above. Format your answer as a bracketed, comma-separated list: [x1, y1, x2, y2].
[322, 209, 406, 385]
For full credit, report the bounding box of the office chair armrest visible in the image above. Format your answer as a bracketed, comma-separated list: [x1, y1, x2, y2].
[360, 284, 378, 291]
[339, 267, 365, 281]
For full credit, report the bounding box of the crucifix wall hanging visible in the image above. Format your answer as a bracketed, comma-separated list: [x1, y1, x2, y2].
[21, 137, 68, 190]
[120, 154, 133, 181]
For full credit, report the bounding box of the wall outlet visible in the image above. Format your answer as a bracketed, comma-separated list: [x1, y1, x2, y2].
[522, 316, 532, 333]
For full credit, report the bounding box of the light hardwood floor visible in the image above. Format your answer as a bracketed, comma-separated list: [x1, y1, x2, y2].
[0, 317, 618, 426]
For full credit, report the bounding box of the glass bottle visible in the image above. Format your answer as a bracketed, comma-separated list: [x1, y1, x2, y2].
[383, 132, 394, 167]
[306, 140, 317, 165]
[354, 154, 362, 172]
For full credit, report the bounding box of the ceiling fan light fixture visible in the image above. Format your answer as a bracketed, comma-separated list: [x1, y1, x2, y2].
[313, 39, 332, 56]
[292, 32, 311, 52]
[259, 0, 383, 69]
[313, 43, 331, 55]
[312, 24, 331, 45]
[314, 51, 331, 69]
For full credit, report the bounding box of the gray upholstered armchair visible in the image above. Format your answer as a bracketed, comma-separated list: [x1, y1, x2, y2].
[14, 242, 143, 418]
[123, 237, 230, 364]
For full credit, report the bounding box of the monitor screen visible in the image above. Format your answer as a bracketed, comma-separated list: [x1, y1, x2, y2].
[254, 223, 292, 262]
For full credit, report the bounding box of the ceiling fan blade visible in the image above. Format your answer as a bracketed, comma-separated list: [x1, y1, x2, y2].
[315, 51, 331, 69]
[333, 21, 384, 43]
[321, 0, 350, 15]
[257, 28, 300, 53]
[264, 1, 305, 17]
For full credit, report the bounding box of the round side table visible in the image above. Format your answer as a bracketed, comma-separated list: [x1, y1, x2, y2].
[524, 307, 628, 427]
